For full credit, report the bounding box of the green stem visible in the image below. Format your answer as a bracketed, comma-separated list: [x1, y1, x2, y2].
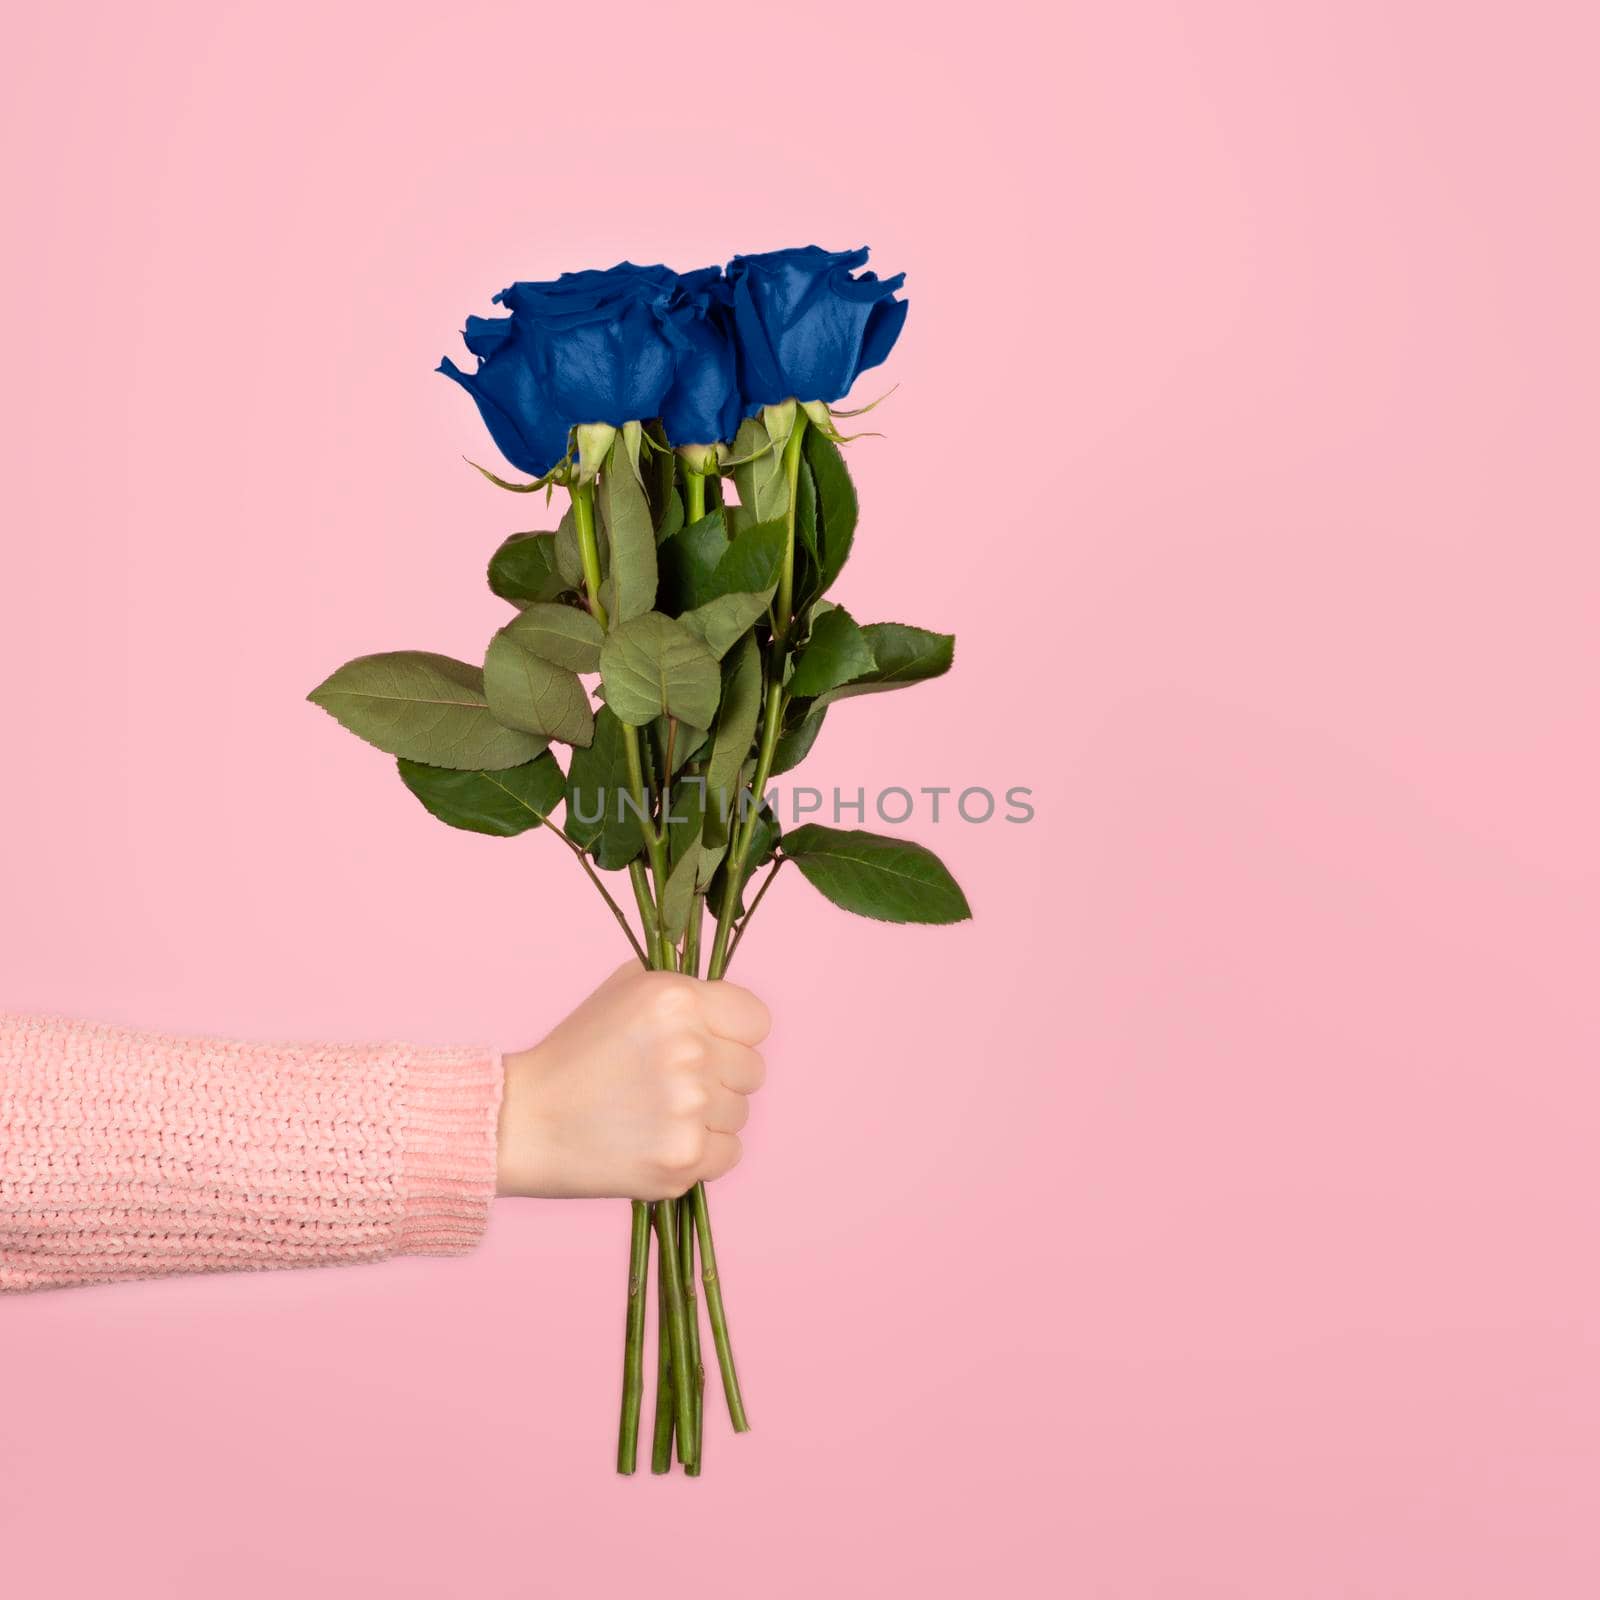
[706, 675, 784, 979]
[678, 415, 809, 1437]
[679, 1179, 704, 1474]
[677, 757, 708, 977]
[573, 474, 667, 966]
[685, 466, 707, 525]
[724, 856, 784, 970]
[627, 860, 662, 969]
[650, 1207, 675, 1474]
[616, 1199, 651, 1473]
[621, 725, 673, 967]
[571, 478, 608, 630]
[661, 717, 678, 868]
[691, 1181, 749, 1432]
[682, 892, 704, 978]
[706, 411, 806, 979]
[654, 1199, 699, 1468]
[540, 819, 648, 968]
[772, 414, 807, 646]
[577, 473, 676, 1472]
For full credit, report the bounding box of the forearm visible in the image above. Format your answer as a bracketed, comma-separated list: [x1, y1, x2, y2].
[1, 1011, 502, 1292]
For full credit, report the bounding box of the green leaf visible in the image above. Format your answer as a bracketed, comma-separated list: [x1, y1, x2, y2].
[308, 651, 544, 770]
[553, 505, 605, 589]
[665, 762, 708, 865]
[599, 611, 721, 728]
[600, 440, 658, 622]
[658, 835, 726, 943]
[659, 848, 700, 942]
[564, 705, 647, 868]
[787, 605, 876, 698]
[711, 519, 786, 601]
[495, 602, 603, 673]
[618, 420, 644, 482]
[487, 531, 570, 606]
[643, 421, 677, 532]
[656, 486, 685, 545]
[703, 635, 761, 848]
[794, 454, 819, 565]
[732, 417, 787, 523]
[660, 760, 730, 936]
[653, 716, 708, 777]
[747, 805, 782, 872]
[467, 459, 553, 493]
[782, 825, 971, 924]
[660, 509, 730, 610]
[678, 590, 771, 660]
[706, 804, 780, 921]
[803, 429, 857, 596]
[792, 457, 827, 614]
[397, 751, 565, 836]
[722, 503, 756, 540]
[484, 627, 594, 746]
[771, 701, 826, 776]
[664, 511, 785, 613]
[815, 623, 955, 705]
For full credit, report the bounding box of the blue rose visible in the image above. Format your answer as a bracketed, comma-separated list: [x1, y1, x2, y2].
[438, 262, 684, 477]
[724, 246, 908, 413]
[657, 266, 741, 448]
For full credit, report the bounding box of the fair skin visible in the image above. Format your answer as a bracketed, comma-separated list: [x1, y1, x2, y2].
[495, 963, 771, 1201]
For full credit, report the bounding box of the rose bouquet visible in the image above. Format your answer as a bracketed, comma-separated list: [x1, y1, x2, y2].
[309, 246, 969, 1475]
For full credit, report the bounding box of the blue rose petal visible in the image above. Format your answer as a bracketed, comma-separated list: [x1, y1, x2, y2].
[658, 268, 742, 447]
[439, 249, 905, 472]
[725, 246, 908, 415]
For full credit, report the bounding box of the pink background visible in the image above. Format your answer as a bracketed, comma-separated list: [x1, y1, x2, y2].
[4, 2, 1598, 1595]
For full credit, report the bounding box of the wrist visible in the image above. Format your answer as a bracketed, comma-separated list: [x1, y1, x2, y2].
[496, 1043, 560, 1198]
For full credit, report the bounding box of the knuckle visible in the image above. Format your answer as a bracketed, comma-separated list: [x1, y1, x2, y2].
[658, 1128, 704, 1175]
[650, 981, 697, 1026]
[671, 1075, 710, 1115]
[669, 1030, 710, 1069]
[732, 986, 772, 1041]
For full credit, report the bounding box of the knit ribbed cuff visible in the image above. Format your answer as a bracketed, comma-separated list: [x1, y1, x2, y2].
[394, 1047, 504, 1256]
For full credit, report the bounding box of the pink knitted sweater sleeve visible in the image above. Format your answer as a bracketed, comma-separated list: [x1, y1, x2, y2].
[0, 1011, 503, 1292]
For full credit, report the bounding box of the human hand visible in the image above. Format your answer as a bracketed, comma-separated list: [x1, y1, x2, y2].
[495, 962, 772, 1201]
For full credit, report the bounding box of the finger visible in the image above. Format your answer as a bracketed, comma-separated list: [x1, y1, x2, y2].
[710, 1039, 765, 1094]
[704, 1085, 750, 1135]
[699, 1132, 743, 1182]
[698, 980, 771, 1045]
